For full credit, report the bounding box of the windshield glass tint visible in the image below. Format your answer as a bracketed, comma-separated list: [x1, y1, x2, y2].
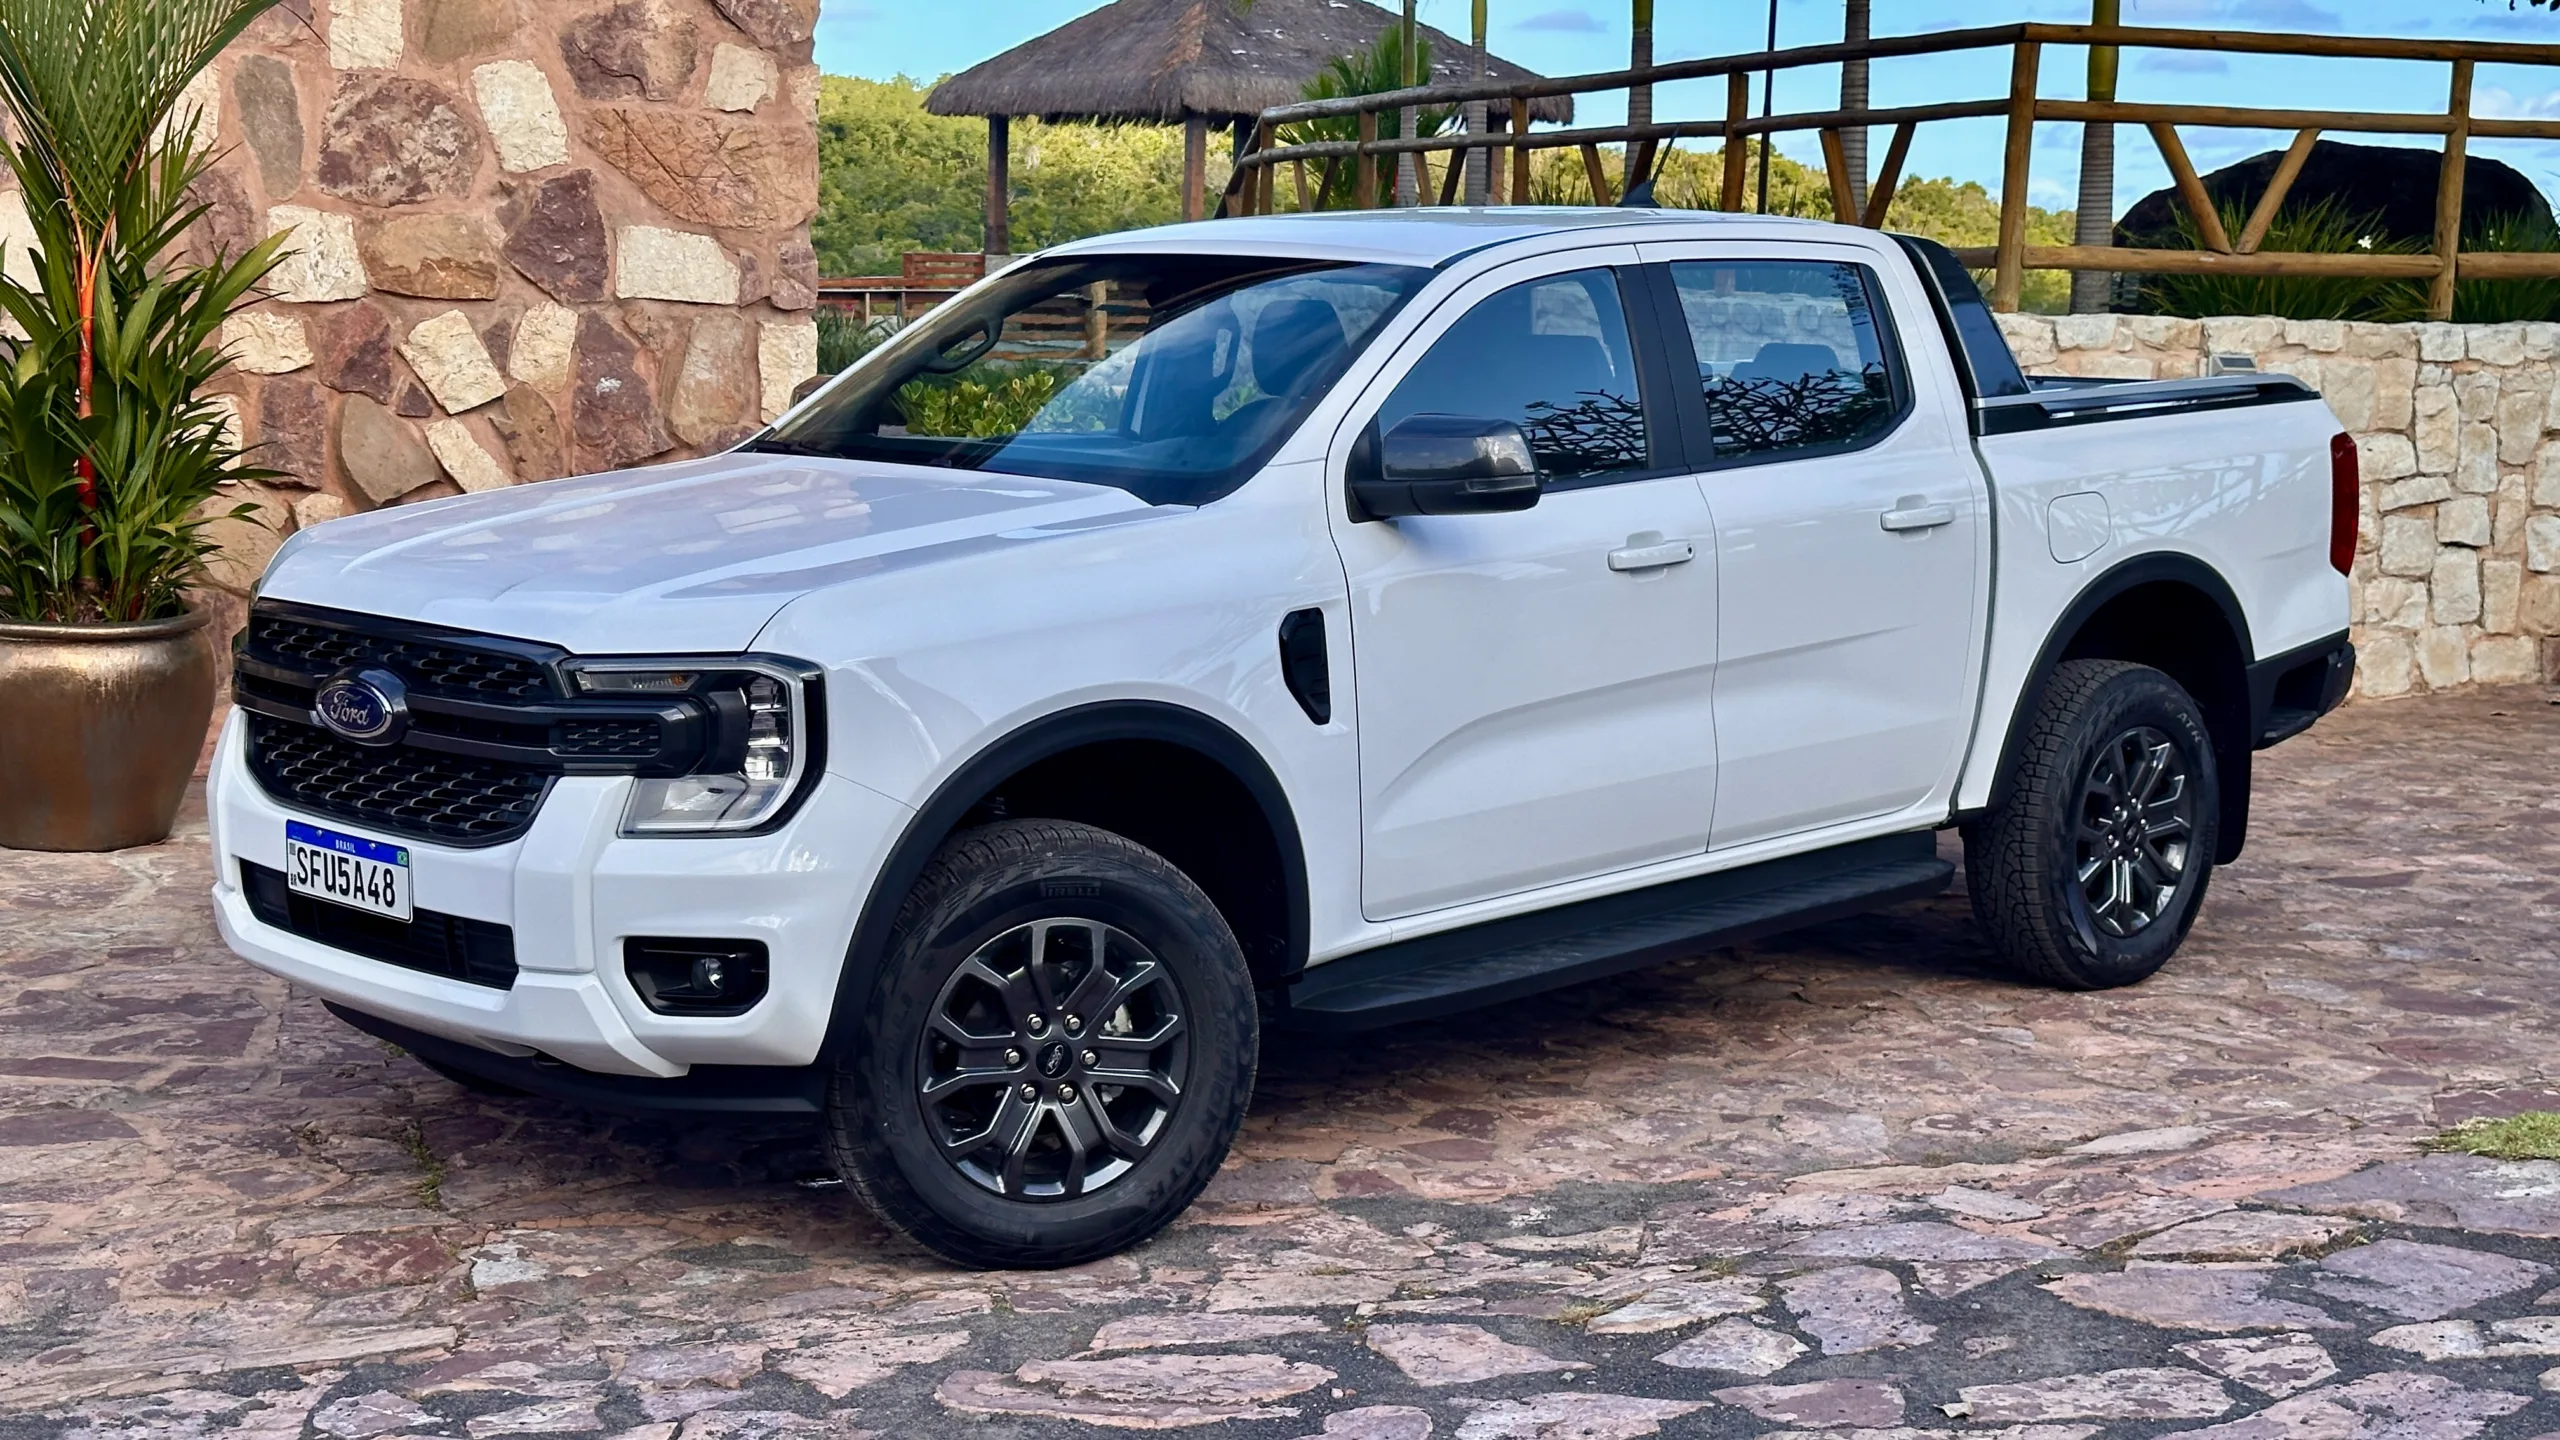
[758, 256, 1430, 506]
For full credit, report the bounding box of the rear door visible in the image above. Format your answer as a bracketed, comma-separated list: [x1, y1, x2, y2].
[1328, 249, 1722, 921]
[1636, 240, 1988, 849]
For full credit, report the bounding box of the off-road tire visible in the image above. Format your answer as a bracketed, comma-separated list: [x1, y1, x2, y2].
[1964, 660, 2219, 990]
[822, 819, 1258, 1268]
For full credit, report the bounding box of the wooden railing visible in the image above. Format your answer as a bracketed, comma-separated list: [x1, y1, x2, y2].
[1224, 23, 2560, 319]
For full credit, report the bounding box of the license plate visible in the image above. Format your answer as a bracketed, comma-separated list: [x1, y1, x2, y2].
[285, 821, 413, 922]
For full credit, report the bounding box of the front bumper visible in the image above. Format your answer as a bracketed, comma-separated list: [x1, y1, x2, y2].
[208, 709, 912, 1082]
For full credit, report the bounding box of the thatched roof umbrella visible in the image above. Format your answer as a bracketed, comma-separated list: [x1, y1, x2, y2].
[928, 0, 1573, 251]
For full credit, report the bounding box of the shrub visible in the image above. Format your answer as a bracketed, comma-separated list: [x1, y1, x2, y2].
[0, 0, 289, 623]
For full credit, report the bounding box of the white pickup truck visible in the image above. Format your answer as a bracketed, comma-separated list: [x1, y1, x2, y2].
[214, 210, 2355, 1267]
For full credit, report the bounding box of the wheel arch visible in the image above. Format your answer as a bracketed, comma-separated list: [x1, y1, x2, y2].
[818, 700, 1310, 1060]
[1984, 553, 2256, 864]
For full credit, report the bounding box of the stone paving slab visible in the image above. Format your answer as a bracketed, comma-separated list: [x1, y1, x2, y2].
[3, 687, 2560, 1438]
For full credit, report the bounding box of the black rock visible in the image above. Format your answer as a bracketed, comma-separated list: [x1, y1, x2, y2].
[2115, 139, 2552, 251]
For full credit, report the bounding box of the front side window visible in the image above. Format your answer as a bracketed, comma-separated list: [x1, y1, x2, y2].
[754, 256, 1428, 507]
[1373, 267, 1651, 484]
[1671, 260, 1901, 461]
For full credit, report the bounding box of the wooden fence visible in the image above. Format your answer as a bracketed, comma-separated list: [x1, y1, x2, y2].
[1224, 23, 2560, 320]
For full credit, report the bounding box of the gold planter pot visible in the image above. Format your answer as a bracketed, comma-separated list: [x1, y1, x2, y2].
[0, 608, 216, 852]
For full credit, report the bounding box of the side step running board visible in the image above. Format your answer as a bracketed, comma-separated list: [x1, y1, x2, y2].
[1277, 831, 1952, 1033]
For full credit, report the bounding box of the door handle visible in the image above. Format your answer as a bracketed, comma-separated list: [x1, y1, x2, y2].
[1879, 496, 1955, 532]
[1607, 537, 1695, 572]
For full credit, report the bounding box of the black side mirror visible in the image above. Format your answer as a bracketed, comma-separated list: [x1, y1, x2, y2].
[1350, 414, 1542, 520]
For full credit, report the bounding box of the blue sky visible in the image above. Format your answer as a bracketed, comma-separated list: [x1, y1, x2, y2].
[817, 0, 2560, 215]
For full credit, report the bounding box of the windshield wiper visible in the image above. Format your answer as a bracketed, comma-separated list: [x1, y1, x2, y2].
[737, 436, 848, 459]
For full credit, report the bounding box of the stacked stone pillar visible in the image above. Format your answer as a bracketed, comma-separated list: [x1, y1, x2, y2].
[0, 0, 825, 742]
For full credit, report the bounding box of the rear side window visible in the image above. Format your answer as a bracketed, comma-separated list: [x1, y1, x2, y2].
[1375, 267, 1651, 483]
[1669, 261, 1903, 462]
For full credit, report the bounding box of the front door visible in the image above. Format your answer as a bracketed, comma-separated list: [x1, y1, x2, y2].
[1330, 256, 1721, 921]
[1639, 244, 1986, 849]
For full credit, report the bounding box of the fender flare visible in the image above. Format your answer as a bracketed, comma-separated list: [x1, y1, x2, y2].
[1979, 552, 2255, 863]
[815, 700, 1310, 1061]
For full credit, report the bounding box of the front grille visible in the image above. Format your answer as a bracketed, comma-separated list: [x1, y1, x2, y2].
[246, 614, 555, 701]
[241, 861, 517, 989]
[248, 713, 551, 847]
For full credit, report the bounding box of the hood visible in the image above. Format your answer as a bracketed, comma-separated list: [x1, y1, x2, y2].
[260, 454, 1160, 654]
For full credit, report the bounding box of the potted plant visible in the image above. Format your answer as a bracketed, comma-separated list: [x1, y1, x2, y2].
[0, 0, 287, 851]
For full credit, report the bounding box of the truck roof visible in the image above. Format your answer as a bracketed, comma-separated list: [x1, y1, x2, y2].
[1038, 207, 1844, 270]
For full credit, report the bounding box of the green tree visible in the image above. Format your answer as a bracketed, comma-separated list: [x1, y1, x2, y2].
[812, 77, 1210, 277]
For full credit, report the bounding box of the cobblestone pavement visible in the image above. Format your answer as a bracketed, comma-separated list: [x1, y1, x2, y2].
[5, 688, 2560, 1438]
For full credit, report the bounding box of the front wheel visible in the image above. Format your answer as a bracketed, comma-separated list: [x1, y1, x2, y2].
[822, 819, 1258, 1268]
[1964, 660, 2220, 990]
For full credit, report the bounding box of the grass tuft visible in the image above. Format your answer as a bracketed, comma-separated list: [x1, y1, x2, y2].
[2428, 1111, 2560, 1161]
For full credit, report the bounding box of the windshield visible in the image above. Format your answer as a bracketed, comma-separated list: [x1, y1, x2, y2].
[754, 255, 1431, 506]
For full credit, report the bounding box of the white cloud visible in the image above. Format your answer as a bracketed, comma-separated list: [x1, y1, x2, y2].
[1515, 8, 1605, 33]
[2476, 86, 2560, 121]
[2137, 51, 2231, 74]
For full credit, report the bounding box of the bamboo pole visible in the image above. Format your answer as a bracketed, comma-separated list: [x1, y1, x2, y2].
[1580, 141, 1615, 205]
[2148, 122, 2232, 252]
[1357, 111, 1379, 209]
[1948, 244, 2443, 276]
[1818, 128, 1858, 223]
[1511, 98, 1532, 202]
[2235, 128, 2320, 253]
[2041, 98, 2450, 133]
[1722, 72, 1750, 210]
[1994, 42, 2040, 312]
[2433, 59, 2472, 320]
[1862, 121, 1914, 228]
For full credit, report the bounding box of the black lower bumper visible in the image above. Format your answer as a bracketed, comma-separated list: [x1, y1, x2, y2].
[2247, 630, 2354, 750]
[324, 1001, 827, 1117]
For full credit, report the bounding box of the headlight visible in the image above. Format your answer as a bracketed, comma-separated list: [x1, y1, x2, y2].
[563, 658, 822, 836]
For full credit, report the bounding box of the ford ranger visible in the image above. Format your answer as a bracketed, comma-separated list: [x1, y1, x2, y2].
[213, 210, 2356, 1267]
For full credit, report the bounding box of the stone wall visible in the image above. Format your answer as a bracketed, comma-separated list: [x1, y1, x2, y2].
[1995, 313, 2560, 700]
[0, 0, 825, 755]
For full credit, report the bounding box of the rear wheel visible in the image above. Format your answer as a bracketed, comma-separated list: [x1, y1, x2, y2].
[822, 819, 1257, 1268]
[1964, 660, 2220, 990]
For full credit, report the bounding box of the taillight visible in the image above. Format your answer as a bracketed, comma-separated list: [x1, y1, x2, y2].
[2328, 432, 2358, 576]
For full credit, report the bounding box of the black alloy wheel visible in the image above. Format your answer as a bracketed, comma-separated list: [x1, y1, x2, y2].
[917, 917, 1190, 1201]
[2071, 724, 2198, 938]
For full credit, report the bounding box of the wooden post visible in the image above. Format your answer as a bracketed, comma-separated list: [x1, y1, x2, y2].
[2236, 127, 2321, 254]
[1183, 113, 1209, 222]
[1993, 41, 2041, 313]
[1818, 128, 1859, 224]
[1438, 144, 1467, 204]
[1293, 159, 1310, 213]
[1256, 122, 1277, 214]
[1579, 141, 1615, 205]
[1861, 121, 1914, 228]
[985, 114, 1011, 257]
[1084, 281, 1109, 359]
[1511, 98, 1531, 204]
[1357, 110, 1379, 209]
[2148, 123, 2232, 252]
[1722, 72, 1749, 211]
[2432, 58, 2473, 321]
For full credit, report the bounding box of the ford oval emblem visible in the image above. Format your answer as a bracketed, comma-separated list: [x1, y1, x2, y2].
[314, 668, 409, 747]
